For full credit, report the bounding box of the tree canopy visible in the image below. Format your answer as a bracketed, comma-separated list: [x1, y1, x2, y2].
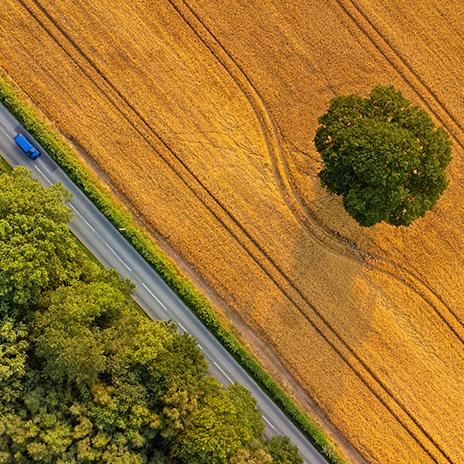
[314, 85, 452, 226]
[0, 168, 86, 313]
[0, 167, 304, 463]
[267, 437, 304, 464]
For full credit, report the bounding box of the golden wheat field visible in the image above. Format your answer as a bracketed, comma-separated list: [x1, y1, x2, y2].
[1, 1, 463, 462]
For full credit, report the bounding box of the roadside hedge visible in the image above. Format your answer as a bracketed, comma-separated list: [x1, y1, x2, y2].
[0, 73, 346, 464]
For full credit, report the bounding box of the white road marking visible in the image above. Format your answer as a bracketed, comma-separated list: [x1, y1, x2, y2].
[34, 165, 53, 186]
[263, 416, 277, 432]
[141, 282, 170, 313]
[105, 243, 132, 272]
[197, 346, 233, 382]
[69, 204, 96, 232]
[178, 321, 187, 332]
[212, 360, 234, 383]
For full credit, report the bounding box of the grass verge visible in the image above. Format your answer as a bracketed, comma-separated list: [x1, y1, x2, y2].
[0, 71, 347, 464]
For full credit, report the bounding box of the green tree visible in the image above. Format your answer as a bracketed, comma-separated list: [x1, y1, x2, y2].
[0, 380, 160, 463]
[266, 436, 303, 464]
[33, 281, 129, 389]
[0, 168, 84, 313]
[231, 447, 273, 464]
[170, 378, 262, 464]
[227, 384, 265, 439]
[314, 85, 452, 226]
[0, 319, 28, 413]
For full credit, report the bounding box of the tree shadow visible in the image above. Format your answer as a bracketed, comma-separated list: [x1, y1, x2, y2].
[274, 192, 464, 463]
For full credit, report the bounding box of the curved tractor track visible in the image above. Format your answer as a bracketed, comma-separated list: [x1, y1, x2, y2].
[169, 0, 464, 347]
[18, 0, 459, 462]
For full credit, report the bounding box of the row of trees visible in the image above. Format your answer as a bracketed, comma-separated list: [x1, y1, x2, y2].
[0, 168, 302, 463]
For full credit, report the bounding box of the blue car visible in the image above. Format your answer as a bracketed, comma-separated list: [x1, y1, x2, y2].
[14, 133, 40, 160]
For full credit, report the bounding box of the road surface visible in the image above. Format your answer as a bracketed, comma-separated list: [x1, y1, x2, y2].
[0, 102, 328, 464]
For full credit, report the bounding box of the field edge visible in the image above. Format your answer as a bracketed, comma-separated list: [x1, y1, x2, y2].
[0, 70, 347, 464]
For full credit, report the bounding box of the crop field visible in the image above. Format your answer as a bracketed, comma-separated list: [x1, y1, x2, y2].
[1, 1, 463, 462]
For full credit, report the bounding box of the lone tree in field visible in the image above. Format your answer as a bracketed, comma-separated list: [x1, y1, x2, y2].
[314, 85, 452, 227]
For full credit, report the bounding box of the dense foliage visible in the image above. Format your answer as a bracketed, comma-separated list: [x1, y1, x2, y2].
[315, 85, 452, 226]
[0, 168, 302, 463]
[0, 169, 84, 312]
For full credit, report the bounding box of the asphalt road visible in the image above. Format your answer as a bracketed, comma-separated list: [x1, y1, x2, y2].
[0, 102, 328, 464]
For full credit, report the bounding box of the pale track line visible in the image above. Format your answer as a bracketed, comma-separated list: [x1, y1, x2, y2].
[19, 1, 453, 461]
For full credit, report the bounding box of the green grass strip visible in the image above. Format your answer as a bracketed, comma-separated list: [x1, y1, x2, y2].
[0, 72, 347, 464]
